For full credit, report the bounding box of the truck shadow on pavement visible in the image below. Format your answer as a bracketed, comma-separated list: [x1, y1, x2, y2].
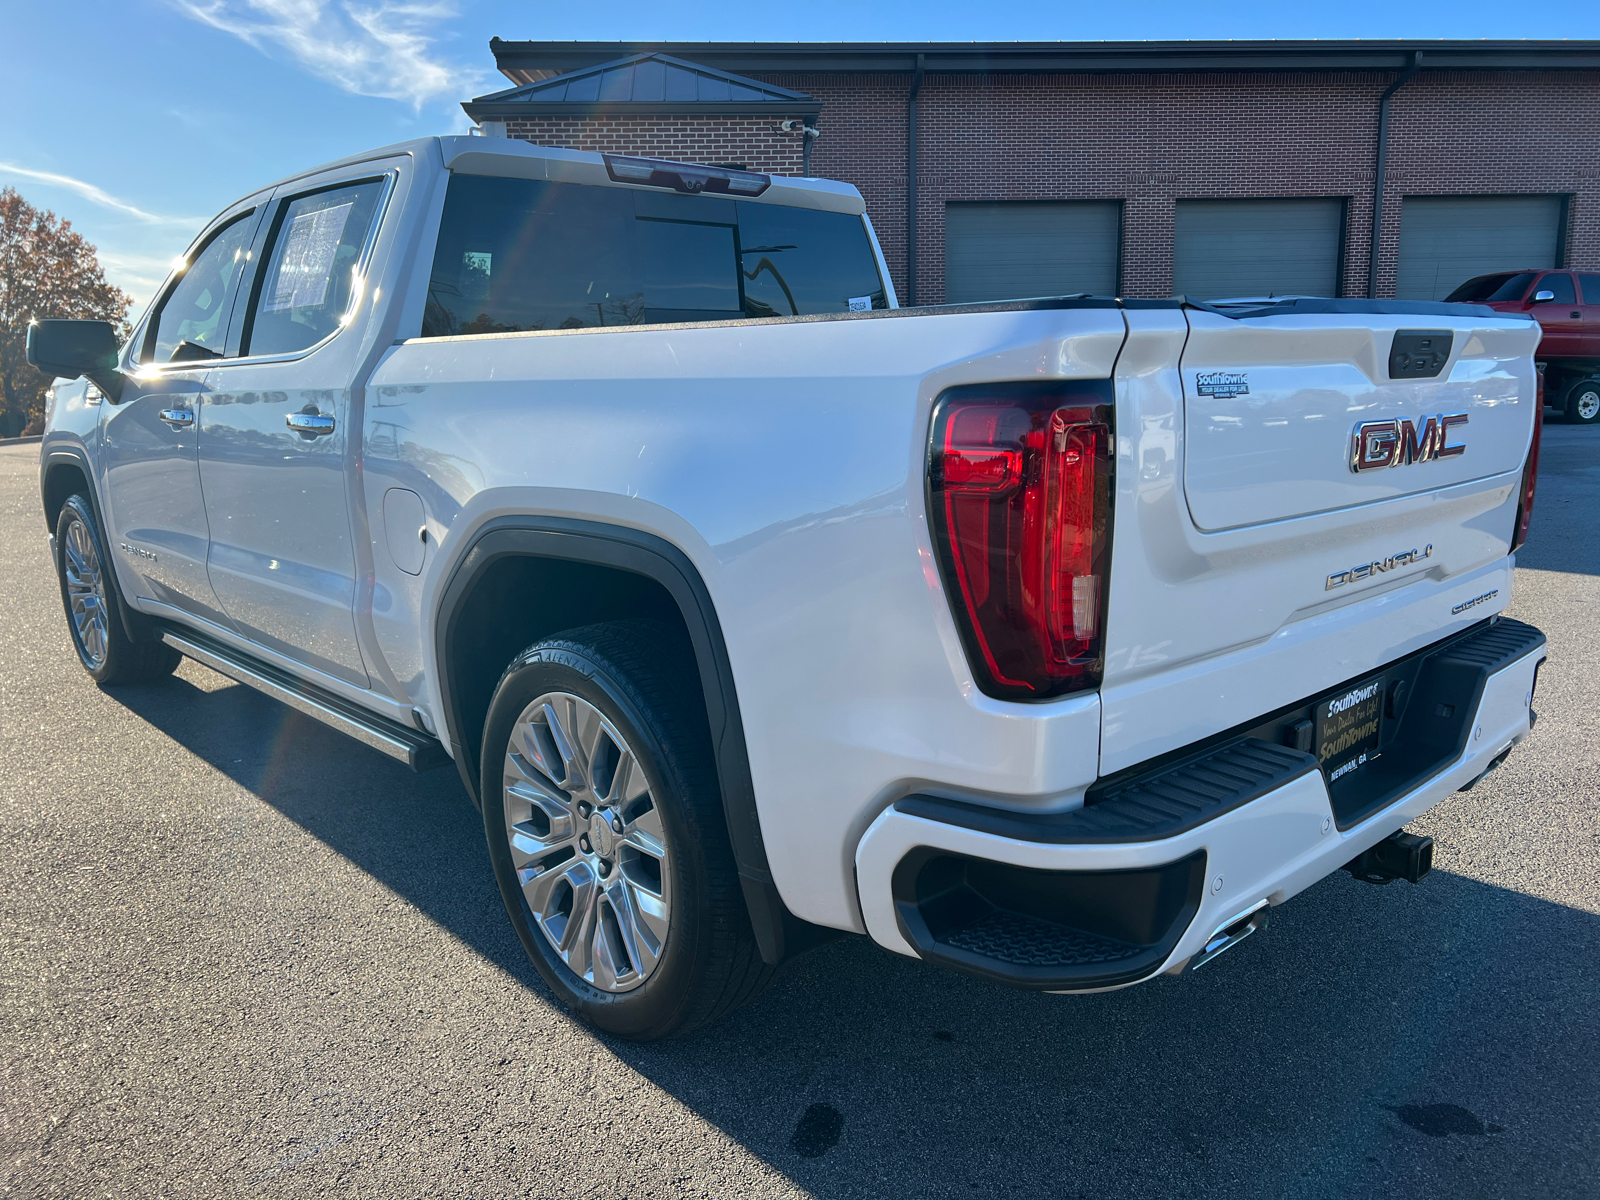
[111, 672, 1599, 1200]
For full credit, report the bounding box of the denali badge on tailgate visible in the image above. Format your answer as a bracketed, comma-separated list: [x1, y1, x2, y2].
[1326, 544, 1432, 590]
[1350, 413, 1468, 472]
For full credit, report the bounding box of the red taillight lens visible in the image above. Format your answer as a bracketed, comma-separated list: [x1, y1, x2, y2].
[929, 383, 1114, 699]
[1511, 392, 1542, 552]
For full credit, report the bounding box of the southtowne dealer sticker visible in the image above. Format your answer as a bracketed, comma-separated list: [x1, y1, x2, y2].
[1316, 678, 1384, 782]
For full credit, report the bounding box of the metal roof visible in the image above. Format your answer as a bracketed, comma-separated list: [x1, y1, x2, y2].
[464, 52, 820, 119]
[488, 39, 1600, 84]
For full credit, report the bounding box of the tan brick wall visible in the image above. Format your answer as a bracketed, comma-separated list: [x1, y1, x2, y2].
[504, 115, 808, 175]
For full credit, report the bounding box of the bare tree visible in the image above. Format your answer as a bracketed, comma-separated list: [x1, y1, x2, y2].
[0, 188, 132, 436]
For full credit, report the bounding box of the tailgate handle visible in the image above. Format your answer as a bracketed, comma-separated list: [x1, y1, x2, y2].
[1389, 329, 1453, 380]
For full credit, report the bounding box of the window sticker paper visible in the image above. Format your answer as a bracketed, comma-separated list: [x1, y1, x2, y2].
[848, 295, 871, 312]
[267, 201, 355, 313]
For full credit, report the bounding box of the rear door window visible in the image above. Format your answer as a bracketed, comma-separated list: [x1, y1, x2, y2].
[422, 174, 885, 337]
[1577, 273, 1600, 304]
[241, 178, 388, 357]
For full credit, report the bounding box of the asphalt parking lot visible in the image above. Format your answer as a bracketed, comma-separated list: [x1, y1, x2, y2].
[1, 425, 1597, 1200]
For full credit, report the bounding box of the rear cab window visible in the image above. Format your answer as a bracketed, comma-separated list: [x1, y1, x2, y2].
[421, 174, 886, 337]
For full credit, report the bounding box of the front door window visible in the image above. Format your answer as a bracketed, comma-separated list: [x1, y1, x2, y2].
[144, 214, 256, 364]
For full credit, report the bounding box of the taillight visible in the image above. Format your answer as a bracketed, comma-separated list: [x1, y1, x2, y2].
[928, 382, 1114, 699]
[1511, 389, 1542, 552]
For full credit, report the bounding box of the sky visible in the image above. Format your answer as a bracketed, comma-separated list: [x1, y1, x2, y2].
[3, 0, 1597, 310]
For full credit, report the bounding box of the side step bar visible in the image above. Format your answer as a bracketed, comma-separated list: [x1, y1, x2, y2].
[159, 626, 450, 772]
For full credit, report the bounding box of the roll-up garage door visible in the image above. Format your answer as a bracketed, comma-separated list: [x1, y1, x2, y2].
[1173, 199, 1344, 300]
[1395, 196, 1563, 300]
[944, 201, 1121, 303]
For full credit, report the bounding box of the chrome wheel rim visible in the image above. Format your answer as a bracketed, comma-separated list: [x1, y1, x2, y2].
[1577, 389, 1600, 421]
[503, 691, 671, 993]
[62, 515, 109, 668]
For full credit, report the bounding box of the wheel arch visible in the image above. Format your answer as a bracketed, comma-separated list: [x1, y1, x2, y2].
[433, 516, 830, 965]
[40, 448, 153, 646]
[41, 448, 95, 532]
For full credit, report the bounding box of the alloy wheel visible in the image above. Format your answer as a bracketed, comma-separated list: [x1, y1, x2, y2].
[62, 515, 109, 668]
[502, 691, 672, 993]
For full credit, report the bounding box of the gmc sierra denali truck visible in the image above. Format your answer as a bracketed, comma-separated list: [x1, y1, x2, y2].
[30, 137, 1547, 1040]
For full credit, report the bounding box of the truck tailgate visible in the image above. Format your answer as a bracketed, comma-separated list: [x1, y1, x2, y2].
[1181, 310, 1539, 531]
[1099, 306, 1540, 776]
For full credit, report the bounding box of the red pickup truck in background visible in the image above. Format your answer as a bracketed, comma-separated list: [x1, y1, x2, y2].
[1448, 269, 1600, 424]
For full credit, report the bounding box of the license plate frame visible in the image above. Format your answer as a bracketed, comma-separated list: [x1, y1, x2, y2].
[1314, 673, 1386, 783]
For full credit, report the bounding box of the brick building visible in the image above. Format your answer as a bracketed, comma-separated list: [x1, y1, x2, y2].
[462, 40, 1600, 306]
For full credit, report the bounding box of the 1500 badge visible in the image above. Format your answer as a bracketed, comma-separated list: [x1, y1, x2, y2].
[1327, 544, 1432, 590]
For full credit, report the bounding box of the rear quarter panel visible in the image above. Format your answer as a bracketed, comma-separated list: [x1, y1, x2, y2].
[363, 309, 1125, 930]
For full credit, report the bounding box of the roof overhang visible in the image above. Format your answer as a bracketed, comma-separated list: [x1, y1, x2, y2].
[489, 39, 1600, 84]
[465, 100, 821, 118]
[465, 50, 821, 122]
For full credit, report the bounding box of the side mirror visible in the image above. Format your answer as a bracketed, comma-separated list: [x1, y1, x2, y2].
[26, 319, 124, 401]
[1531, 289, 1557, 304]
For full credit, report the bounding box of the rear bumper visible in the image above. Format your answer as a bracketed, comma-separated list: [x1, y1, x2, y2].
[855, 618, 1546, 991]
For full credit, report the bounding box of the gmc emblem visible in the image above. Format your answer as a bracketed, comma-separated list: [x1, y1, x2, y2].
[1350, 413, 1468, 472]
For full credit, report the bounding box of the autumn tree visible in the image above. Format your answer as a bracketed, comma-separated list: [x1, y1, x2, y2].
[0, 188, 131, 436]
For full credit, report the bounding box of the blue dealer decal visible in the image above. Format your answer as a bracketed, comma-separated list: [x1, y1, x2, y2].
[1196, 371, 1249, 399]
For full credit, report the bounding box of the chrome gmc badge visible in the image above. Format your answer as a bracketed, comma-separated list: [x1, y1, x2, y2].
[1350, 413, 1467, 472]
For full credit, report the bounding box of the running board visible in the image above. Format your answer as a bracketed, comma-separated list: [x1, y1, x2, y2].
[159, 626, 450, 772]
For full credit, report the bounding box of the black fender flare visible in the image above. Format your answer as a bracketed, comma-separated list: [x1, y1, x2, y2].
[434, 516, 831, 965]
[41, 445, 96, 528]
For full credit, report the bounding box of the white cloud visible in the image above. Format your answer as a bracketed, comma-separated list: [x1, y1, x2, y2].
[175, 0, 488, 110]
[99, 251, 186, 291]
[0, 162, 201, 226]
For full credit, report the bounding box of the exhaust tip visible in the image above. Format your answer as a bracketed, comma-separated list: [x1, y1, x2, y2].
[1186, 900, 1270, 972]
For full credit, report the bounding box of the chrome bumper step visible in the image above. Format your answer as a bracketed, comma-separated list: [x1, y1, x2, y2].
[159, 626, 449, 772]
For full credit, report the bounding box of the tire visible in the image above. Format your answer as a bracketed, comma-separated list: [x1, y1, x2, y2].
[480, 619, 772, 1039]
[53, 494, 181, 685]
[1565, 377, 1600, 425]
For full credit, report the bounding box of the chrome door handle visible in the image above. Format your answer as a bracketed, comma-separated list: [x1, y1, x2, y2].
[286, 412, 336, 436]
[158, 408, 195, 428]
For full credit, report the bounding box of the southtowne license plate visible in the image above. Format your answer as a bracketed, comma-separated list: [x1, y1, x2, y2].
[1315, 675, 1385, 782]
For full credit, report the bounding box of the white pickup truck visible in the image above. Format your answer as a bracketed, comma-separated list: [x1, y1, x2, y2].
[31, 136, 1547, 1039]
